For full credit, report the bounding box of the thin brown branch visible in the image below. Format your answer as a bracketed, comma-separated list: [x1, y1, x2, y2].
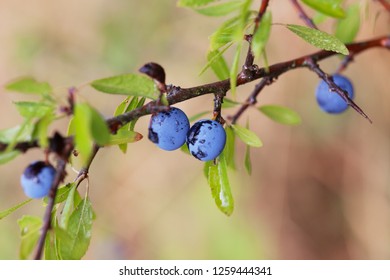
[377, 0, 390, 12]
[244, 0, 270, 68]
[290, 0, 317, 29]
[305, 58, 372, 122]
[230, 76, 273, 124]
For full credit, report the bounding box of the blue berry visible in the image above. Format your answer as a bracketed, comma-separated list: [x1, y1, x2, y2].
[20, 161, 56, 199]
[186, 119, 226, 161]
[148, 107, 190, 151]
[315, 74, 354, 114]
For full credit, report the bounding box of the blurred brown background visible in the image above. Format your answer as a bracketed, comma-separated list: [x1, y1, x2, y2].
[0, 0, 389, 259]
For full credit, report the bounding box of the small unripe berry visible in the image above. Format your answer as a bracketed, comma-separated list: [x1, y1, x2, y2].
[148, 107, 190, 151]
[20, 161, 56, 199]
[315, 74, 354, 114]
[187, 119, 226, 161]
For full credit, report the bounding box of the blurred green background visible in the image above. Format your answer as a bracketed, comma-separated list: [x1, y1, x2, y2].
[0, 0, 390, 259]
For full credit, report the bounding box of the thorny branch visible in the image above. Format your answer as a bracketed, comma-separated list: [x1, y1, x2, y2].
[0, 0, 389, 259]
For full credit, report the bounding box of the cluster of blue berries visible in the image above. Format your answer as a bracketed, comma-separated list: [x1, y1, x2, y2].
[20, 161, 56, 199]
[315, 74, 354, 114]
[148, 107, 226, 161]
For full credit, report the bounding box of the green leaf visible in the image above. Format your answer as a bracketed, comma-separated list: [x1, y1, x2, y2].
[244, 120, 252, 175]
[72, 104, 94, 165]
[231, 124, 263, 147]
[252, 11, 272, 59]
[199, 43, 232, 78]
[301, 0, 346, 18]
[31, 112, 54, 149]
[5, 77, 52, 95]
[0, 123, 35, 144]
[59, 184, 78, 229]
[108, 130, 143, 145]
[43, 183, 75, 206]
[207, 49, 230, 80]
[224, 126, 236, 169]
[44, 230, 59, 260]
[207, 153, 234, 216]
[180, 142, 191, 155]
[222, 98, 241, 108]
[334, 4, 360, 44]
[13, 101, 54, 119]
[177, 0, 217, 8]
[89, 106, 110, 146]
[195, 0, 243, 16]
[0, 150, 21, 165]
[230, 42, 243, 97]
[71, 103, 110, 164]
[259, 104, 302, 125]
[244, 142, 252, 175]
[188, 111, 211, 122]
[115, 97, 145, 153]
[58, 198, 93, 260]
[17, 215, 42, 259]
[286, 24, 349, 55]
[90, 74, 158, 100]
[0, 199, 32, 220]
[210, 16, 241, 50]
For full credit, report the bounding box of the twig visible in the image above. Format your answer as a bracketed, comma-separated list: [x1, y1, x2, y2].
[290, 0, 318, 29]
[305, 57, 372, 122]
[377, 0, 390, 12]
[229, 77, 273, 124]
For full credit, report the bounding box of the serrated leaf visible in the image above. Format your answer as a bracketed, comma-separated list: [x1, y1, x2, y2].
[5, 77, 52, 96]
[58, 198, 93, 260]
[195, 0, 242, 16]
[287, 24, 349, 55]
[178, 0, 217, 8]
[108, 130, 143, 145]
[259, 104, 302, 125]
[224, 126, 236, 169]
[91, 74, 158, 100]
[301, 0, 346, 18]
[17, 215, 42, 259]
[0, 150, 21, 165]
[0, 199, 32, 220]
[207, 153, 234, 216]
[231, 124, 263, 147]
[335, 4, 360, 43]
[252, 11, 272, 59]
[13, 101, 54, 119]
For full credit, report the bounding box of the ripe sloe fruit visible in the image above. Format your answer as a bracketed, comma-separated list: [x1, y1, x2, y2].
[187, 119, 226, 161]
[315, 74, 354, 114]
[20, 161, 56, 199]
[148, 107, 190, 151]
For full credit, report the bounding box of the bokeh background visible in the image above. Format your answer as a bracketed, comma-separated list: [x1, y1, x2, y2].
[0, 0, 389, 259]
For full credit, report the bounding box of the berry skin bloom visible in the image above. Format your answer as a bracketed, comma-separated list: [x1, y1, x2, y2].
[315, 74, 354, 114]
[187, 119, 226, 161]
[148, 107, 190, 151]
[20, 161, 56, 199]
